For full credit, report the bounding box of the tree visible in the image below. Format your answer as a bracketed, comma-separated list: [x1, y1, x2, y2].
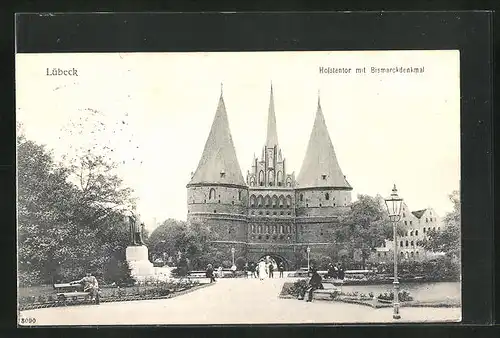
[333, 194, 403, 269]
[17, 129, 136, 285]
[422, 190, 461, 259]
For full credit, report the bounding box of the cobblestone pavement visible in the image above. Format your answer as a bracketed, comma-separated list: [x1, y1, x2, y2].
[19, 277, 461, 326]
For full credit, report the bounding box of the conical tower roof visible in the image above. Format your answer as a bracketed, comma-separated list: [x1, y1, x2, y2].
[266, 84, 279, 148]
[296, 95, 351, 189]
[188, 88, 246, 187]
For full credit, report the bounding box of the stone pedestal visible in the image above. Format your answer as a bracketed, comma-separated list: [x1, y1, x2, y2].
[126, 245, 155, 280]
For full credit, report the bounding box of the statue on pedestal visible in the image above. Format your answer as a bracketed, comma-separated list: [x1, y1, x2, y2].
[126, 213, 145, 246]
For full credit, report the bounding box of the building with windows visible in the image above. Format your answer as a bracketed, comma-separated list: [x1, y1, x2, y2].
[370, 202, 446, 263]
[186, 85, 352, 268]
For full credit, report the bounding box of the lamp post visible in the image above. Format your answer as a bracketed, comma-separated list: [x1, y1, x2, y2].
[231, 247, 235, 266]
[306, 246, 311, 274]
[384, 184, 404, 320]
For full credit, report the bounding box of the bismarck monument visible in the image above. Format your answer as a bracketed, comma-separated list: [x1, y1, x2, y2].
[125, 213, 155, 281]
[186, 85, 353, 269]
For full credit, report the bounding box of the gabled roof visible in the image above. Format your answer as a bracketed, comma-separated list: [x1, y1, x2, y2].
[266, 84, 279, 148]
[188, 90, 246, 187]
[411, 209, 427, 219]
[296, 95, 351, 189]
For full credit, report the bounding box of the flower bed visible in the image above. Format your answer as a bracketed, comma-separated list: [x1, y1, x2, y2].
[18, 280, 213, 311]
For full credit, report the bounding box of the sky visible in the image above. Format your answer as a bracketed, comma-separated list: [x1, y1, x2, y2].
[16, 51, 460, 231]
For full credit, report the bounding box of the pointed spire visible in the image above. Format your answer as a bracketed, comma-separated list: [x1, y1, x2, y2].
[188, 90, 246, 187]
[296, 98, 351, 189]
[266, 82, 279, 148]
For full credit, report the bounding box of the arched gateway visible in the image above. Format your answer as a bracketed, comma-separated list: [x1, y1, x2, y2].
[256, 253, 290, 271]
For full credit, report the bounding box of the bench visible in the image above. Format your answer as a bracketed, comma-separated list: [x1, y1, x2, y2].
[312, 288, 341, 300]
[185, 277, 212, 284]
[53, 283, 100, 304]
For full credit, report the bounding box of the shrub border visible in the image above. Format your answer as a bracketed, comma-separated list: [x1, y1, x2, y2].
[19, 283, 214, 311]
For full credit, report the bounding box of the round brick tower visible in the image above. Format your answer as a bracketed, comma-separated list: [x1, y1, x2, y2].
[186, 88, 248, 245]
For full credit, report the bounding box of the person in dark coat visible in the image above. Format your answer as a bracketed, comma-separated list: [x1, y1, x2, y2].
[338, 263, 345, 280]
[206, 264, 216, 283]
[306, 268, 323, 302]
[278, 262, 285, 278]
[268, 262, 274, 278]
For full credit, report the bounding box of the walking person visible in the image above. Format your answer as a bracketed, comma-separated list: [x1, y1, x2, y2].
[257, 260, 267, 281]
[278, 262, 284, 278]
[206, 264, 216, 283]
[338, 263, 345, 281]
[244, 263, 249, 278]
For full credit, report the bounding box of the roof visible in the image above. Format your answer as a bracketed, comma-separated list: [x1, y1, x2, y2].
[188, 92, 246, 187]
[411, 209, 427, 219]
[296, 96, 351, 189]
[266, 84, 279, 148]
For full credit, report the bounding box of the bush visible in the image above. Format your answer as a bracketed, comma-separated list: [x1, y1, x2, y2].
[377, 290, 413, 302]
[18, 270, 43, 287]
[235, 257, 246, 270]
[103, 256, 135, 286]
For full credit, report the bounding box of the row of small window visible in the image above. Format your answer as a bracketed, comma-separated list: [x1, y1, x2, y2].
[251, 234, 293, 241]
[377, 251, 420, 258]
[249, 170, 293, 187]
[402, 227, 440, 237]
[298, 193, 332, 202]
[402, 217, 436, 225]
[208, 188, 243, 201]
[251, 224, 294, 234]
[249, 195, 292, 208]
[400, 240, 419, 247]
[250, 211, 292, 216]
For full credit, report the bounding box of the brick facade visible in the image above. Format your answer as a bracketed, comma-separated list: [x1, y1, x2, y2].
[187, 87, 353, 268]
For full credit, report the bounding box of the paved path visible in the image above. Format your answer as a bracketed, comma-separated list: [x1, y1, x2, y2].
[19, 277, 460, 326]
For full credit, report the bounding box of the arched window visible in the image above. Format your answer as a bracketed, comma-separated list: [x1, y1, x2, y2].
[258, 225, 262, 233]
[286, 178, 292, 187]
[259, 171, 264, 186]
[250, 178, 256, 186]
[257, 195, 263, 207]
[266, 225, 270, 233]
[411, 241, 414, 246]
[410, 231, 413, 236]
[299, 194, 304, 201]
[265, 195, 271, 207]
[209, 188, 216, 200]
[274, 225, 277, 233]
[268, 170, 274, 186]
[288, 225, 292, 233]
[238, 191, 242, 200]
[286, 195, 292, 208]
[400, 241, 403, 247]
[405, 240, 409, 247]
[280, 225, 284, 233]
[415, 230, 419, 236]
[277, 171, 283, 186]
[272, 195, 278, 208]
[250, 195, 256, 207]
[325, 192, 330, 200]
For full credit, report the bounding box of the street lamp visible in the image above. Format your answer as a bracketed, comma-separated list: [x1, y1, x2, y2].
[384, 184, 404, 320]
[306, 246, 311, 274]
[231, 247, 236, 266]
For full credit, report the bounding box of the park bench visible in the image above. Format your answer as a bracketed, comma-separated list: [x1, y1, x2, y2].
[53, 283, 100, 305]
[311, 282, 341, 300]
